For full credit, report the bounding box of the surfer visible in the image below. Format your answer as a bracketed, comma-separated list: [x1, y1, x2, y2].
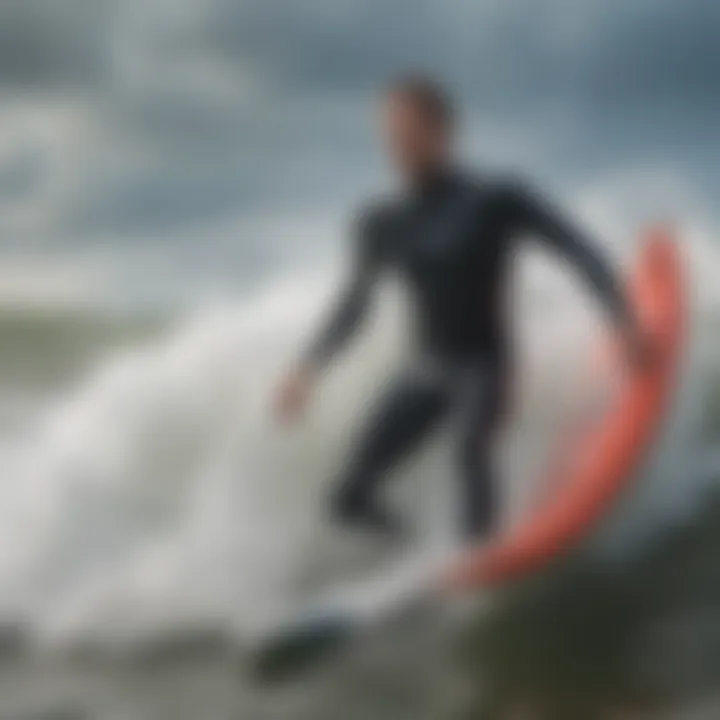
[274, 74, 652, 542]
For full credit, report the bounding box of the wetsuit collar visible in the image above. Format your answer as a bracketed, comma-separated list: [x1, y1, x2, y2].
[411, 165, 460, 203]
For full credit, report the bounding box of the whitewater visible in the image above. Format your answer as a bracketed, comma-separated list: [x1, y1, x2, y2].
[0, 208, 715, 659]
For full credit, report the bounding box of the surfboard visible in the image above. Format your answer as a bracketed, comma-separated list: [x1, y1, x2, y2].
[443, 227, 685, 589]
[249, 228, 685, 680]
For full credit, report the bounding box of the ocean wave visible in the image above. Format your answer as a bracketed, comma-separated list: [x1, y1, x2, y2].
[0, 231, 714, 654]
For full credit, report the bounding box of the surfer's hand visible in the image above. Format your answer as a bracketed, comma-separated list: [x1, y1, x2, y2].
[274, 367, 315, 423]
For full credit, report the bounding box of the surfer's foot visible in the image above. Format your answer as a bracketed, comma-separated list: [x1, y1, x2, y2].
[346, 505, 407, 541]
[333, 494, 408, 542]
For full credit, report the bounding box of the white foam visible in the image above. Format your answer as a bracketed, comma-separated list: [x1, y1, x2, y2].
[0, 187, 712, 650]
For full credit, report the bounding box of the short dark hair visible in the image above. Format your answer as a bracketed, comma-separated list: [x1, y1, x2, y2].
[386, 73, 454, 130]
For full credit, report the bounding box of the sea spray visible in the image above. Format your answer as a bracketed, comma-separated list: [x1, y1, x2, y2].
[0, 227, 709, 651]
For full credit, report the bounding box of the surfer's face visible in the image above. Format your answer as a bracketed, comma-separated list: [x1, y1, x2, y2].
[381, 91, 450, 185]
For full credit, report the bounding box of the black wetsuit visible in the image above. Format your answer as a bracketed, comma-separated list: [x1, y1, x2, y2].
[305, 169, 632, 539]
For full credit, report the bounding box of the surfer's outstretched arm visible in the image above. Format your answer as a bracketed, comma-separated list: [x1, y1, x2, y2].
[507, 182, 640, 345]
[303, 210, 384, 372]
[274, 209, 385, 422]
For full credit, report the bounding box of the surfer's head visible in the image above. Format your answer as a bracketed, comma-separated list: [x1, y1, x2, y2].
[381, 73, 455, 186]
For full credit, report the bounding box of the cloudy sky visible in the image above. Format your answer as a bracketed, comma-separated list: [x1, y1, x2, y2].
[0, 0, 716, 305]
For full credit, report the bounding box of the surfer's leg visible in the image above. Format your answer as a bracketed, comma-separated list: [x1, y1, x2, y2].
[330, 374, 450, 535]
[454, 362, 507, 540]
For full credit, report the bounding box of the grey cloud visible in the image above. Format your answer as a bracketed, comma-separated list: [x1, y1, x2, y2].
[0, 0, 716, 245]
[198, 0, 719, 110]
[0, 0, 110, 89]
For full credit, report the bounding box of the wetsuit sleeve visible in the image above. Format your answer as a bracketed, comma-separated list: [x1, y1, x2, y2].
[506, 182, 635, 333]
[302, 209, 384, 372]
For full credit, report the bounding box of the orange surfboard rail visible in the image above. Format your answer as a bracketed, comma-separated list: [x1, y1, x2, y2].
[443, 228, 685, 590]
